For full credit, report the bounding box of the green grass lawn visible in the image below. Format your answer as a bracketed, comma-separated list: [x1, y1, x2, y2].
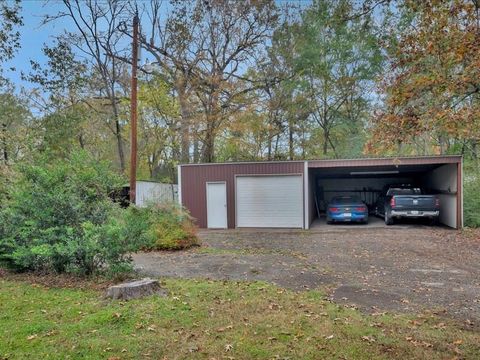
[0, 277, 479, 359]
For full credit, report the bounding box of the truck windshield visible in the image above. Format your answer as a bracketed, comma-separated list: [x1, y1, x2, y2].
[387, 188, 422, 196]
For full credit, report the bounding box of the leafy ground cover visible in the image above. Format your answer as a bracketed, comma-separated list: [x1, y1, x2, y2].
[1, 276, 479, 359]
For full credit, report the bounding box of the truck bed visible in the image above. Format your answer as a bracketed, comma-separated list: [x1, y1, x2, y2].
[392, 195, 438, 211]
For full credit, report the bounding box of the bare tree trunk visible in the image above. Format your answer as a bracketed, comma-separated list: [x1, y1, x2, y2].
[201, 91, 219, 163]
[148, 163, 153, 178]
[267, 128, 273, 161]
[327, 136, 337, 158]
[179, 110, 190, 163]
[2, 123, 7, 164]
[472, 139, 478, 162]
[148, 153, 155, 178]
[274, 134, 280, 159]
[202, 127, 215, 162]
[438, 135, 447, 155]
[176, 77, 190, 163]
[57, 0, 127, 172]
[288, 119, 294, 160]
[193, 132, 200, 163]
[110, 84, 125, 172]
[114, 117, 125, 172]
[301, 127, 306, 159]
[323, 128, 329, 155]
[172, 142, 181, 163]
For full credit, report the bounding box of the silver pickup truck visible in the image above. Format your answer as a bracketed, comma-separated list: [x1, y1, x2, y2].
[375, 185, 440, 225]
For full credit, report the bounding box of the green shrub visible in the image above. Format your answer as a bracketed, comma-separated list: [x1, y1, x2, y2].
[0, 165, 15, 200]
[150, 205, 199, 250]
[464, 165, 480, 228]
[0, 151, 141, 276]
[123, 203, 199, 251]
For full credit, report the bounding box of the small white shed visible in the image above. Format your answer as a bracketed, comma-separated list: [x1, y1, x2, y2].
[135, 180, 178, 207]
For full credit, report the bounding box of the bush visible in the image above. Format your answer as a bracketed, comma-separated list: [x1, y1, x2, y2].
[0, 151, 141, 276]
[464, 165, 480, 228]
[123, 203, 199, 251]
[0, 165, 15, 200]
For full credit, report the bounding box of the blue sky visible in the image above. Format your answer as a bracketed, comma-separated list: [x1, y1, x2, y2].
[6, 0, 179, 90]
[6, 0, 311, 91]
[4, 1, 73, 90]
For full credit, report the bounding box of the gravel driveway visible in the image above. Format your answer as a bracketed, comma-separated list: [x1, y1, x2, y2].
[133, 225, 480, 322]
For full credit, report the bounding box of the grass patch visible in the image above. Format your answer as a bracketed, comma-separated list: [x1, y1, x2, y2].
[0, 278, 479, 359]
[196, 246, 309, 259]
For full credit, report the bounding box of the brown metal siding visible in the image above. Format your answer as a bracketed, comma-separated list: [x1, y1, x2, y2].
[181, 162, 304, 228]
[181, 155, 463, 229]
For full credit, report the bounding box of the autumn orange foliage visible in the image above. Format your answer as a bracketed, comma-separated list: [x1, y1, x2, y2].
[366, 0, 480, 155]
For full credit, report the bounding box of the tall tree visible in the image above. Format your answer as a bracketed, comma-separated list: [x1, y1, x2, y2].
[287, 0, 383, 157]
[0, 92, 31, 164]
[137, 74, 180, 180]
[258, 12, 312, 160]
[0, 0, 23, 85]
[137, 0, 278, 162]
[25, 40, 118, 160]
[366, 0, 480, 158]
[27, 40, 87, 108]
[47, 0, 131, 172]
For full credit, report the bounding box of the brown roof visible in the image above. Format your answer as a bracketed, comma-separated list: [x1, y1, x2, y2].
[180, 155, 462, 167]
[307, 155, 461, 168]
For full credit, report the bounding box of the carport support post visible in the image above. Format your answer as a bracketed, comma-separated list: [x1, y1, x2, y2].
[458, 160, 463, 228]
[177, 165, 182, 206]
[304, 161, 309, 230]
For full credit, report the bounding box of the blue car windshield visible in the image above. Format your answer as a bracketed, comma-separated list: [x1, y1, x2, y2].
[332, 196, 361, 203]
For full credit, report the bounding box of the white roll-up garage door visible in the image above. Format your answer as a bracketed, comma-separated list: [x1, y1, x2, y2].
[236, 175, 303, 228]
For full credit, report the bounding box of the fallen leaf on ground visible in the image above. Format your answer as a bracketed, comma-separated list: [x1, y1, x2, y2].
[361, 336, 375, 343]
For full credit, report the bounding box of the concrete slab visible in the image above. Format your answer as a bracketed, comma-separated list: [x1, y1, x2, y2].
[310, 215, 444, 230]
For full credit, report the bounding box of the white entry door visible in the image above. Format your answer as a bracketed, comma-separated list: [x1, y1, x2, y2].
[236, 175, 303, 228]
[206, 182, 228, 229]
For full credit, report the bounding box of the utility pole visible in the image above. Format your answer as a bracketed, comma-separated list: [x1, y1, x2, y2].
[129, 13, 139, 204]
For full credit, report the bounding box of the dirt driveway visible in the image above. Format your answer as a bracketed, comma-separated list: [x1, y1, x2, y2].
[133, 225, 480, 322]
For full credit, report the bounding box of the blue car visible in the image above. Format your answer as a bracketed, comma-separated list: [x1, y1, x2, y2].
[326, 196, 369, 224]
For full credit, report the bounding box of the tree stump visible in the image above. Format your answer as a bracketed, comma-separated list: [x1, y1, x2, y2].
[106, 278, 167, 300]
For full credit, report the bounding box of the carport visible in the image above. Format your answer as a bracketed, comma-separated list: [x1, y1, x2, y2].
[178, 155, 462, 229]
[306, 156, 462, 229]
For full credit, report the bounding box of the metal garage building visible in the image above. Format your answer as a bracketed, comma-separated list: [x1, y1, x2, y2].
[178, 155, 463, 229]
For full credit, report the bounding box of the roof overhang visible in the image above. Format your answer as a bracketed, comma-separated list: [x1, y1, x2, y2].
[307, 155, 462, 168]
